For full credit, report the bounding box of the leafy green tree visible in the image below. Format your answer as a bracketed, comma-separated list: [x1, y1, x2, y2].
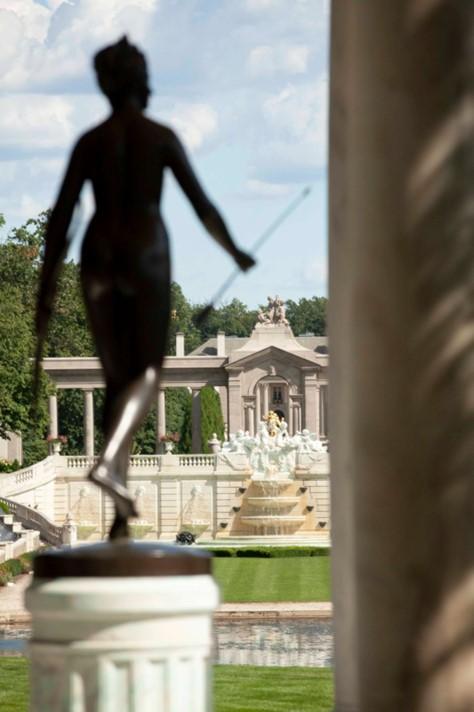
[47, 261, 94, 357]
[0, 213, 50, 462]
[194, 298, 257, 340]
[0, 287, 49, 462]
[0, 212, 47, 311]
[133, 387, 192, 454]
[167, 283, 201, 355]
[285, 297, 327, 336]
[200, 386, 224, 453]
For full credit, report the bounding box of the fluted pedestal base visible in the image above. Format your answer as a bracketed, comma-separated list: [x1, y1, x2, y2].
[25, 544, 219, 711]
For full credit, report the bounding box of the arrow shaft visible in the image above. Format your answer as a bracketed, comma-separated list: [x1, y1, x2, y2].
[209, 186, 311, 307]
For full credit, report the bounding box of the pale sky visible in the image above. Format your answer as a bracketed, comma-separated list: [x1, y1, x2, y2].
[0, 0, 329, 307]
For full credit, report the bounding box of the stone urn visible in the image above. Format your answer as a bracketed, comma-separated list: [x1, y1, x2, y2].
[164, 441, 174, 454]
[208, 433, 221, 454]
[52, 441, 62, 455]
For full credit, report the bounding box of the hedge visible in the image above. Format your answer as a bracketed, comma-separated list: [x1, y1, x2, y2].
[205, 546, 330, 558]
[0, 552, 35, 586]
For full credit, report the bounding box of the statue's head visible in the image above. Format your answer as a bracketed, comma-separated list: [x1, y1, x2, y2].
[94, 36, 150, 110]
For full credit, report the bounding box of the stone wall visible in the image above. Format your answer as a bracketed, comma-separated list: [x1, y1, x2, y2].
[0, 453, 330, 542]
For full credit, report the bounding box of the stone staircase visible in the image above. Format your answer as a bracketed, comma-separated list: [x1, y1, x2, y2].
[0, 512, 41, 563]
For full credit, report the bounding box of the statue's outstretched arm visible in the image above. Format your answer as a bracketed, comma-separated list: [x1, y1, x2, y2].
[35, 139, 86, 377]
[165, 130, 254, 271]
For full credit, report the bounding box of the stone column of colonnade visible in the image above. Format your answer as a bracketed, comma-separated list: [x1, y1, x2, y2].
[191, 388, 202, 453]
[155, 389, 166, 452]
[83, 389, 94, 458]
[329, 2, 474, 711]
[48, 394, 58, 439]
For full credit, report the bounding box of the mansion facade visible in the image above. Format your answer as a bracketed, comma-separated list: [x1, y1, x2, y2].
[42, 303, 328, 455]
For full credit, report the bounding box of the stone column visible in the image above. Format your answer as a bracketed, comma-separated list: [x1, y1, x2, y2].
[248, 405, 255, 436]
[218, 386, 228, 431]
[263, 383, 269, 416]
[48, 394, 58, 439]
[330, 3, 474, 710]
[83, 389, 94, 458]
[155, 389, 166, 452]
[302, 369, 318, 432]
[255, 384, 261, 423]
[315, 384, 321, 439]
[191, 388, 202, 453]
[227, 373, 242, 435]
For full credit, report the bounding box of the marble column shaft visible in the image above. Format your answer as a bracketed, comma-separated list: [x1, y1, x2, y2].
[314, 385, 321, 439]
[83, 389, 94, 458]
[191, 389, 202, 453]
[48, 394, 58, 439]
[329, 2, 474, 710]
[263, 383, 269, 415]
[156, 389, 166, 452]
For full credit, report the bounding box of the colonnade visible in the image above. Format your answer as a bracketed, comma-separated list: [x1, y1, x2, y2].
[48, 387, 206, 456]
[47, 378, 327, 455]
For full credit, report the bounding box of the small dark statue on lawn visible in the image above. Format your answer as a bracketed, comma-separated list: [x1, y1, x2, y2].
[35, 37, 254, 540]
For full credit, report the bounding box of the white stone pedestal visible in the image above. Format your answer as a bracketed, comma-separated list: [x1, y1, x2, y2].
[25, 574, 219, 712]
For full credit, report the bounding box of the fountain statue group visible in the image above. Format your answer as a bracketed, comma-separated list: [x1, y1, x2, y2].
[221, 412, 327, 479]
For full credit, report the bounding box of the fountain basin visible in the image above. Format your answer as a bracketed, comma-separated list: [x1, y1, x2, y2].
[246, 497, 300, 509]
[240, 515, 306, 528]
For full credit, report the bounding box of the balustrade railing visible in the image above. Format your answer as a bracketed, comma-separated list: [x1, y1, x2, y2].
[130, 455, 162, 468]
[178, 455, 216, 468]
[0, 457, 55, 498]
[66, 455, 162, 469]
[66, 456, 98, 469]
[0, 495, 64, 546]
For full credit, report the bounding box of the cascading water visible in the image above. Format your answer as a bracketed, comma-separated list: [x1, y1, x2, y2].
[221, 413, 327, 536]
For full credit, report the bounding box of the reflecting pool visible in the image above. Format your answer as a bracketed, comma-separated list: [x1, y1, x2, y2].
[0, 619, 334, 668]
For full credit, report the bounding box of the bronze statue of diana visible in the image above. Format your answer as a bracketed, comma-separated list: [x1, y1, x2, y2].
[35, 37, 255, 540]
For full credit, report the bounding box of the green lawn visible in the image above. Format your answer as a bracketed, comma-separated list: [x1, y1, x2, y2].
[0, 658, 29, 712]
[0, 658, 333, 712]
[215, 666, 333, 712]
[213, 556, 331, 602]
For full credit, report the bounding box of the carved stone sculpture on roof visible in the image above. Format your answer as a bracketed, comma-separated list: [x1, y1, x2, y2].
[257, 295, 290, 326]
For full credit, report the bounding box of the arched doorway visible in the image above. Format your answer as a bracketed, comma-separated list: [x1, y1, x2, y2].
[250, 376, 293, 433]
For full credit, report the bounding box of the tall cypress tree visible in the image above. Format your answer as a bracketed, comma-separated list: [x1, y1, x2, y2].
[200, 386, 224, 453]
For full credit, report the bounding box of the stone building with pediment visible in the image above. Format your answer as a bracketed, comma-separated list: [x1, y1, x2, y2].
[190, 322, 328, 440]
[41, 298, 328, 454]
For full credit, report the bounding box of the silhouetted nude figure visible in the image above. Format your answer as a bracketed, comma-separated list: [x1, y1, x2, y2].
[35, 37, 254, 540]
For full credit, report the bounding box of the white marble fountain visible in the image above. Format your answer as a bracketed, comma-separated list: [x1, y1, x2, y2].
[217, 412, 328, 536]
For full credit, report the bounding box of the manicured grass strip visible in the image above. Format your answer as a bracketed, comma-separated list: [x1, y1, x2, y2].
[0, 657, 29, 712]
[214, 666, 333, 712]
[0, 659, 333, 712]
[212, 556, 331, 602]
[207, 546, 329, 558]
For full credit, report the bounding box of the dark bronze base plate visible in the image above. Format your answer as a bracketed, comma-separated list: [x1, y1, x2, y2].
[33, 540, 211, 579]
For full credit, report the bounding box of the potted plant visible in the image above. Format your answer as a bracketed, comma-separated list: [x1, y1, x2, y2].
[159, 432, 180, 454]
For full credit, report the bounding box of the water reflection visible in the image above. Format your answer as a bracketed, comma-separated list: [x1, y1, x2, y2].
[0, 620, 334, 668]
[0, 627, 28, 656]
[214, 619, 333, 667]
